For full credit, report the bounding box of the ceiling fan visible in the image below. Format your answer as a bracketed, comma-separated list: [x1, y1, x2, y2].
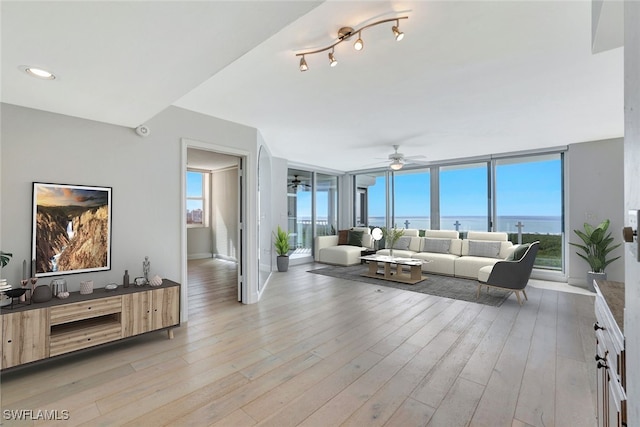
[288, 175, 311, 190]
[386, 145, 428, 170]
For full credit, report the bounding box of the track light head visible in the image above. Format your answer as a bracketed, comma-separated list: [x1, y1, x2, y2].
[354, 32, 364, 51]
[392, 22, 404, 41]
[299, 56, 308, 72]
[329, 50, 337, 67]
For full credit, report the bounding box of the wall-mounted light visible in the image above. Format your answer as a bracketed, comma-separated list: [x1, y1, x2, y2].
[295, 16, 408, 71]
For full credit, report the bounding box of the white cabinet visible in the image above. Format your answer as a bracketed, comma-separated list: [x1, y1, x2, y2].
[594, 280, 626, 427]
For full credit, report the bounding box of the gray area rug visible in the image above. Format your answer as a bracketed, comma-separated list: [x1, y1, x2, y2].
[308, 264, 511, 307]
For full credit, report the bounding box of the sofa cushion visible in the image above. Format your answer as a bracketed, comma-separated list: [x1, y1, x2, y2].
[506, 243, 530, 261]
[347, 230, 364, 246]
[337, 230, 349, 245]
[392, 236, 412, 250]
[318, 245, 365, 266]
[376, 248, 416, 258]
[455, 256, 501, 279]
[422, 238, 451, 254]
[413, 252, 458, 275]
[468, 240, 502, 258]
[425, 230, 459, 239]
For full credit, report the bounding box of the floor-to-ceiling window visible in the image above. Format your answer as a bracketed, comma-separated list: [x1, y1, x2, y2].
[288, 168, 340, 260]
[494, 153, 563, 270]
[354, 149, 566, 274]
[392, 169, 430, 231]
[439, 162, 489, 235]
[360, 171, 387, 227]
[287, 169, 312, 258]
[316, 173, 338, 236]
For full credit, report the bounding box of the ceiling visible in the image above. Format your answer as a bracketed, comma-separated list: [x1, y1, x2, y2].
[2, 1, 624, 173]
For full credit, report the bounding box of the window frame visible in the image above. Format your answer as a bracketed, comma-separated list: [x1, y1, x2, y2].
[186, 169, 210, 228]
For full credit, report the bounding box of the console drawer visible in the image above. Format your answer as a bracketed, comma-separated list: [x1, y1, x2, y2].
[50, 296, 122, 325]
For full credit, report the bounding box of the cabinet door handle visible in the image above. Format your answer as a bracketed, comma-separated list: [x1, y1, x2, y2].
[595, 354, 607, 362]
[593, 322, 605, 331]
[597, 361, 609, 370]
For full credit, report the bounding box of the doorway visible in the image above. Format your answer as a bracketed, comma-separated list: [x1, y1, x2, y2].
[184, 146, 244, 321]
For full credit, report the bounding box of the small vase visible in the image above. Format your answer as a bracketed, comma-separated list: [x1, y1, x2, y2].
[389, 249, 394, 258]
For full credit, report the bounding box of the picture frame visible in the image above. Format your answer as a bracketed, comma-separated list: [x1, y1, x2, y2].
[31, 182, 112, 278]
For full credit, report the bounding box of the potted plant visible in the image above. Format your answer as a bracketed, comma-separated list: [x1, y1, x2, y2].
[570, 219, 621, 290]
[273, 225, 291, 272]
[382, 227, 404, 257]
[0, 251, 12, 268]
[0, 251, 13, 306]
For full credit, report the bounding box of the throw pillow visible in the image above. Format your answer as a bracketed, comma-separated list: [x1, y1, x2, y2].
[506, 243, 530, 261]
[468, 240, 501, 258]
[392, 236, 412, 250]
[347, 230, 364, 247]
[422, 238, 451, 254]
[337, 230, 349, 245]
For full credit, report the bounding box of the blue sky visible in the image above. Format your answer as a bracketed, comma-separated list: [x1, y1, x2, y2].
[366, 159, 561, 218]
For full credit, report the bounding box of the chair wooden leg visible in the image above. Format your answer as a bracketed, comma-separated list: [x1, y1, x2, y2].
[522, 289, 528, 301]
[515, 291, 522, 305]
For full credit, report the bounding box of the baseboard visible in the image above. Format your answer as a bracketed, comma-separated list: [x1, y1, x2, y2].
[187, 253, 213, 260]
[214, 254, 238, 263]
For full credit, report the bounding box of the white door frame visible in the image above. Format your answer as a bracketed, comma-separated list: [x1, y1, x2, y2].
[180, 138, 249, 322]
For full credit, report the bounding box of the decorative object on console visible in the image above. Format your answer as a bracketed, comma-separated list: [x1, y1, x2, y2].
[105, 283, 118, 291]
[0, 279, 11, 307]
[149, 275, 162, 287]
[134, 277, 146, 287]
[56, 291, 70, 299]
[31, 182, 112, 278]
[570, 219, 621, 291]
[32, 284, 52, 303]
[295, 16, 408, 71]
[79, 280, 93, 295]
[123, 269, 130, 288]
[50, 278, 67, 297]
[143, 256, 150, 283]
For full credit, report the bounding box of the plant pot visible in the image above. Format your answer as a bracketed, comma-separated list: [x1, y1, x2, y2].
[586, 271, 607, 292]
[277, 255, 289, 272]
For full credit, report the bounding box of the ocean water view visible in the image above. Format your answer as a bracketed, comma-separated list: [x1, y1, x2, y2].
[366, 216, 562, 234]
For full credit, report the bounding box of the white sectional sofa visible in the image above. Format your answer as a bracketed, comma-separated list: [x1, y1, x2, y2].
[315, 226, 517, 279]
[375, 229, 515, 279]
[454, 231, 515, 278]
[314, 227, 373, 266]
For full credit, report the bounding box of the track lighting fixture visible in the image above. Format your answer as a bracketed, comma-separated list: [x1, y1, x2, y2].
[295, 16, 407, 71]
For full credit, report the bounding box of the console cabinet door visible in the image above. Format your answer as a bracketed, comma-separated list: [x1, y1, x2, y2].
[151, 287, 179, 330]
[1, 309, 49, 369]
[122, 287, 179, 338]
[122, 291, 151, 337]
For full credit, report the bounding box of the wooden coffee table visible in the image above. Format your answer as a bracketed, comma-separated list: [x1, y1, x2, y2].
[359, 254, 426, 285]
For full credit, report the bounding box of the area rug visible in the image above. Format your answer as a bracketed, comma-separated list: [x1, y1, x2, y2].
[308, 264, 511, 307]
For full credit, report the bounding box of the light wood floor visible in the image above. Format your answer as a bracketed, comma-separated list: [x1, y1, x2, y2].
[0, 259, 598, 426]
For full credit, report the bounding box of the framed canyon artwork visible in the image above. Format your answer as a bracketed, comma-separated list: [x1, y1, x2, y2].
[31, 182, 112, 277]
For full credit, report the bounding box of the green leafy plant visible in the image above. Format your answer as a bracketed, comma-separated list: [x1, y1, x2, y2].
[570, 219, 621, 273]
[381, 227, 405, 249]
[273, 226, 291, 256]
[0, 251, 12, 268]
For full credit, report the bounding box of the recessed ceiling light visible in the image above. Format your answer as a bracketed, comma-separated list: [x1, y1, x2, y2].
[20, 66, 56, 80]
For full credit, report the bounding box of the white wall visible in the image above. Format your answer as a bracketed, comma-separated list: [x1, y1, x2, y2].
[0, 104, 262, 313]
[211, 167, 238, 261]
[187, 227, 212, 259]
[566, 138, 624, 285]
[624, 1, 640, 422]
